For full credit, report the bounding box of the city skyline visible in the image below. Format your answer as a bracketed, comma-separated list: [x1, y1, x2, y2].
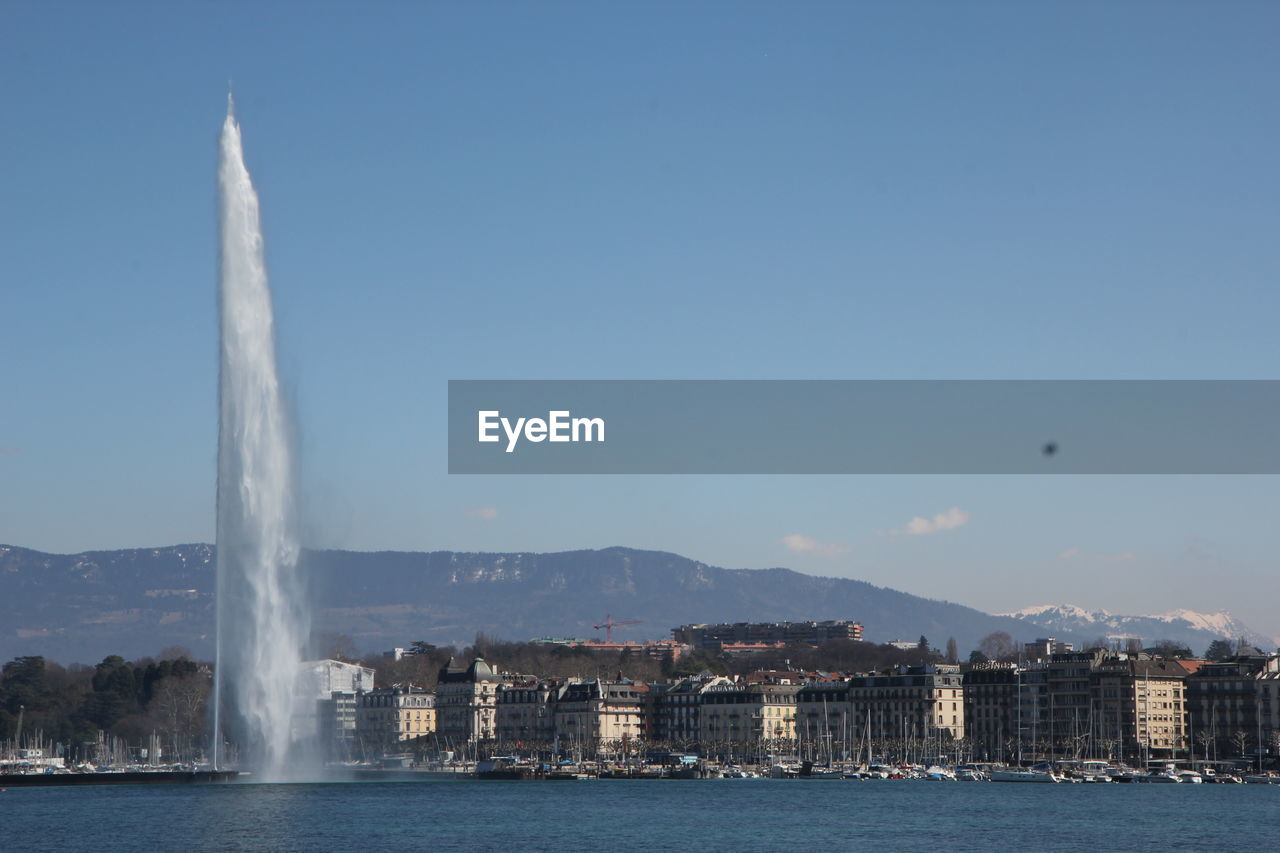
[2, 2, 1277, 636]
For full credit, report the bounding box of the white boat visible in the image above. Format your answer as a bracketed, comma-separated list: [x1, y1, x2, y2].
[990, 769, 1061, 783]
[1135, 770, 1181, 783]
[1206, 773, 1244, 784]
[1175, 770, 1203, 784]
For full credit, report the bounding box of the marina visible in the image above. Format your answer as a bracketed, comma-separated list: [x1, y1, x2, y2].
[10, 759, 1278, 787]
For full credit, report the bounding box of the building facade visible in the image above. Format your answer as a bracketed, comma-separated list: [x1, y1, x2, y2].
[650, 675, 734, 748]
[299, 659, 377, 759]
[698, 682, 800, 752]
[1090, 657, 1190, 762]
[845, 665, 965, 745]
[496, 679, 559, 747]
[1186, 651, 1280, 762]
[356, 684, 435, 752]
[674, 620, 863, 650]
[434, 657, 502, 747]
[552, 679, 648, 756]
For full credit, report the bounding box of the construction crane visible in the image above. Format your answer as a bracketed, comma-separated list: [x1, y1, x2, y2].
[593, 614, 643, 643]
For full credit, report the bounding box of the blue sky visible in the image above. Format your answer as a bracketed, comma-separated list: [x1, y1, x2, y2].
[2, 2, 1277, 639]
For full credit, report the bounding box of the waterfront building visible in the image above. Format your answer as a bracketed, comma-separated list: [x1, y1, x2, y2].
[649, 675, 733, 748]
[434, 657, 503, 747]
[1258, 664, 1280, 761]
[1090, 656, 1190, 761]
[964, 662, 1048, 762]
[964, 664, 1011, 758]
[673, 620, 863, 651]
[1043, 651, 1096, 755]
[795, 681, 856, 760]
[496, 677, 560, 746]
[299, 659, 377, 759]
[1186, 651, 1280, 762]
[843, 664, 965, 745]
[356, 684, 435, 753]
[301, 659, 377, 696]
[698, 681, 800, 750]
[553, 678, 648, 757]
[968, 652, 1198, 764]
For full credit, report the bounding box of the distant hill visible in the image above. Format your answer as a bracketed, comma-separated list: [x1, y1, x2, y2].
[1002, 603, 1278, 657]
[0, 543, 1055, 664]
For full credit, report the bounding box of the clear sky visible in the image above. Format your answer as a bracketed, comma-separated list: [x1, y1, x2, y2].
[2, 2, 1277, 637]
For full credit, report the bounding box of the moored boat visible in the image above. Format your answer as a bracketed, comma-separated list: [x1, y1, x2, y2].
[1243, 773, 1280, 784]
[990, 768, 1061, 783]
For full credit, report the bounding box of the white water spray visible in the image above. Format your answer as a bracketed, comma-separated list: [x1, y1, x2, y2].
[212, 96, 308, 780]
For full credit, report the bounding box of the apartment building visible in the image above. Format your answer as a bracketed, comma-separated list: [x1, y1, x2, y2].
[434, 657, 502, 746]
[495, 678, 559, 746]
[553, 678, 648, 755]
[356, 684, 435, 749]
[699, 682, 800, 746]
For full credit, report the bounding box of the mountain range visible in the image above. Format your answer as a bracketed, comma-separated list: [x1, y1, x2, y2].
[1, 543, 1269, 665]
[1001, 603, 1278, 654]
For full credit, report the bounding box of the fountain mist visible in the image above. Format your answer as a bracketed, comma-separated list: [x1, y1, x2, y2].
[212, 96, 308, 781]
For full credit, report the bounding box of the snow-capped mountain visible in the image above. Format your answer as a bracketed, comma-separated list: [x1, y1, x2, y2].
[1001, 603, 1278, 655]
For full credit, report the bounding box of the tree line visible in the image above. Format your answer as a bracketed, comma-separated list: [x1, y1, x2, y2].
[0, 647, 209, 764]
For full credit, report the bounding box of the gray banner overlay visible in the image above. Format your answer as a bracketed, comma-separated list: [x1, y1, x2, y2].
[448, 380, 1279, 474]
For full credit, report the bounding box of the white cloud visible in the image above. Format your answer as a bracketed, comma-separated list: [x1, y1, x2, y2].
[892, 507, 970, 537]
[466, 506, 499, 520]
[781, 534, 851, 557]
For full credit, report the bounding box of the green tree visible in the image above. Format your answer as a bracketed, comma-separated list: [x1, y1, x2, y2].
[84, 655, 138, 730]
[2, 656, 50, 715]
[1205, 639, 1234, 661]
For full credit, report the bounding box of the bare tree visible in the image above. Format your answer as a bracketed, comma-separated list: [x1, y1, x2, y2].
[1195, 730, 1213, 760]
[149, 673, 211, 763]
[978, 632, 1017, 661]
[316, 633, 360, 663]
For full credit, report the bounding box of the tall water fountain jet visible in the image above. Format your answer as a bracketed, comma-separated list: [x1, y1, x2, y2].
[212, 96, 308, 781]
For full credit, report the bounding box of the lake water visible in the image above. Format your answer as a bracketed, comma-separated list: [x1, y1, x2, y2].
[4, 779, 1278, 852]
